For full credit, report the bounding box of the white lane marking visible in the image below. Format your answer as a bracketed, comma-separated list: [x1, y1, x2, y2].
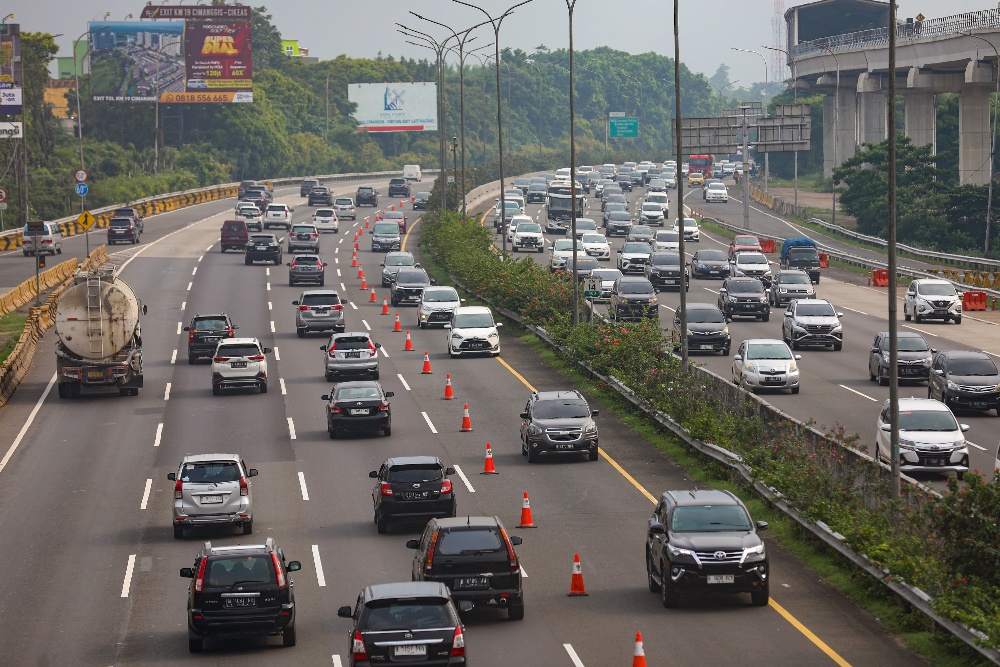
[839, 384, 878, 402]
[518, 564, 528, 578]
[839, 305, 868, 316]
[140, 478, 153, 510]
[268, 301, 272, 311]
[280, 378, 287, 395]
[205, 244, 214, 252]
[181, 301, 186, 310]
[564, 644, 585, 667]
[337, 269, 342, 277]
[266, 282, 271, 291]
[902, 324, 936, 336]
[332, 656, 343, 667]
[154, 422, 163, 448]
[339, 238, 344, 244]
[164, 383, 171, 401]
[420, 411, 436, 432]
[362, 319, 371, 331]
[0, 373, 56, 476]
[312, 545, 327, 587]
[968, 441, 987, 451]
[197, 254, 203, 263]
[298, 472, 310, 501]
[186, 281, 192, 290]
[340, 282, 347, 291]
[170, 349, 177, 364]
[121, 555, 137, 598]
[398, 374, 411, 391]
[176, 322, 182, 335]
[659, 304, 676, 312]
[274, 346, 280, 361]
[350, 302, 358, 310]
[987, 351, 1000, 359]
[335, 257, 339, 264]
[453, 464, 475, 493]
[191, 267, 197, 276]
[270, 320, 276, 333]
[381, 347, 389, 358]
[702, 287, 721, 294]
[266, 267, 271, 276]
[287, 417, 297, 440]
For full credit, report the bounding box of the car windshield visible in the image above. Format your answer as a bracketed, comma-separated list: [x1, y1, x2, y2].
[577, 220, 597, 230]
[651, 254, 680, 266]
[396, 271, 427, 283]
[373, 223, 400, 235]
[656, 231, 679, 241]
[301, 293, 340, 305]
[779, 273, 810, 284]
[180, 460, 241, 483]
[423, 288, 459, 302]
[796, 303, 836, 317]
[387, 465, 444, 483]
[217, 344, 261, 357]
[205, 556, 274, 587]
[222, 222, 244, 231]
[917, 283, 957, 296]
[517, 223, 542, 233]
[681, 220, 697, 228]
[436, 529, 503, 555]
[335, 385, 383, 400]
[315, 210, 335, 217]
[727, 281, 762, 293]
[609, 212, 632, 221]
[109, 220, 132, 228]
[335, 198, 353, 206]
[632, 226, 653, 235]
[671, 505, 752, 532]
[697, 250, 726, 261]
[453, 313, 494, 328]
[553, 240, 579, 251]
[948, 358, 998, 375]
[533, 400, 591, 419]
[415, 192, 430, 200]
[688, 308, 726, 324]
[642, 204, 662, 212]
[884, 336, 928, 352]
[897, 410, 960, 431]
[582, 234, 606, 244]
[618, 281, 654, 295]
[385, 255, 414, 266]
[647, 195, 668, 203]
[623, 243, 651, 253]
[735, 236, 758, 245]
[738, 254, 768, 265]
[360, 601, 451, 631]
[529, 184, 547, 192]
[746, 343, 792, 360]
[607, 204, 627, 212]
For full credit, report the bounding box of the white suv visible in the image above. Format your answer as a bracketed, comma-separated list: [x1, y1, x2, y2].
[312, 208, 339, 233]
[333, 197, 356, 220]
[211, 338, 271, 395]
[903, 279, 962, 324]
[875, 397, 969, 480]
[446, 306, 502, 357]
[264, 203, 293, 230]
[512, 220, 544, 253]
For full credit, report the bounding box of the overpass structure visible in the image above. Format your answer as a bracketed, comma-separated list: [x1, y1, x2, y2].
[785, 0, 1000, 185]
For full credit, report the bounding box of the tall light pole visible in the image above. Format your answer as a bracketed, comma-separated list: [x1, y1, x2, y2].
[453, 0, 535, 258]
[566, 0, 580, 324]
[887, 0, 901, 502]
[804, 40, 840, 226]
[73, 24, 109, 258]
[732, 47, 769, 191]
[524, 59, 544, 156]
[764, 44, 799, 208]
[153, 36, 182, 177]
[674, 0, 688, 371]
[963, 32, 999, 253]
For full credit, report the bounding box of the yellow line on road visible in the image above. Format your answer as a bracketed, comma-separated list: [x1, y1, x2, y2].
[400, 215, 421, 252]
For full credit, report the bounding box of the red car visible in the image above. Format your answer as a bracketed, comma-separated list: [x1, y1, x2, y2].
[728, 234, 762, 259]
[382, 210, 407, 233]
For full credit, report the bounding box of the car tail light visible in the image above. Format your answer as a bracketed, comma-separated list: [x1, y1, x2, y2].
[188, 330, 195, 343]
[352, 630, 367, 663]
[379, 482, 393, 496]
[310, 233, 317, 238]
[174, 478, 183, 499]
[377, 402, 389, 412]
[239, 476, 249, 497]
[332, 304, 343, 311]
[213, 356, 230, 362]
[440, 479, 452, 494]
[248, 355, 265, 361]
[450, 625, 465, 657]
[423, 530, 439, 575]
[194, 558, 207, 593]
[271, 552, 286, 589]
[299, 305, 309, 311]
[501, 527, 519, 572]
[329, 405, 342, 414]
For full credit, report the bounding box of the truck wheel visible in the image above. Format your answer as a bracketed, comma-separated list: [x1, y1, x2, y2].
[70, 383, 81, 398]
[57, 383, 70, 399]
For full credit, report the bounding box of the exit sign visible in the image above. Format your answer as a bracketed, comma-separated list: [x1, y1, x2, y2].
[609, 117, 638, 139]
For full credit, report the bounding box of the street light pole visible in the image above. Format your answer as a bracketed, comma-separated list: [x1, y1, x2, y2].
[805, 40, 840, 226]
[963, 32, 999, 253]
[732, 47, 769, 191]
[674, 0, 688, 371]
[73, 25, 108, 259]
[764, 45, 799, 208]
[887, 0, 901, 502]
[566, 0, 580, 325]
[524, 59, 543, 156]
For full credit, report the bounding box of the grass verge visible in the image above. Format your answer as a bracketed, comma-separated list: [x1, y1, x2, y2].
[0, 311, 28, 366]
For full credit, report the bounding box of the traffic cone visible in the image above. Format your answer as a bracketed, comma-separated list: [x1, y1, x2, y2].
[460, 404, 473, 431]
[567, 553, 588, 596]
[400, 199, 405, 208]
[381, 297, 390, 315]
[403, 330, 414, 351]
[421, 350, 433, 374]
[410, 196, 415, 204]
[480, 442, 498, 474]
[632, 632, 646, 667]
[353, 232, 359, 242]
[393, 313, 402, 332]
[391, 204, 396, 211]
[354, 240, 360, 250]
[360, 276, 368, 290]
[443, 374, 455, 399]
[357, 264, 364, 279]
[351, 254, 357, 268]
[516, 491, 536, 528]
[369, 287, 377, 303]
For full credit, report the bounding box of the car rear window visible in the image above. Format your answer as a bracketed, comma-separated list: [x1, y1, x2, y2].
[180, 460, 241, 483]
[436, 528, 503, 555]
[223, 222, 245, 231]
[360, 600, 451, 630]
[727, 280, 763, 294]
[294, 256, 321, 265]
[358, 188, 375, 194]
[335, 385, 382, 399]
[335, 198, 354, 206]
[250, 235, 275, 243]
[301, 293, 340, 305]
[217, 344, 260, 358]
[110, 219, 133, 228]
[315, 209, 335, 217]
[292, 225, 316, 233]
[266, 205, 285, 213]
[193, 318, 228, 330]
[387, 465, 444, 483]
[205, 556, 274, 587]
[332, 336, 372, 350]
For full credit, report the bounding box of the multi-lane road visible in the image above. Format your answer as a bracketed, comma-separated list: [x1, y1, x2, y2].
[0, 175, 951, 665]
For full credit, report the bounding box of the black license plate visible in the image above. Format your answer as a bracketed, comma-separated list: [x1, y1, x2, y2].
[231, 361, 248, 368]
[224, 597, 257, 608]
[297, 234, 309, 240]
[454, 577, 489, 590]
[468, 341, 486, 349]
[402, 491, 431, 500]
[345, 351, 361, 358]
[971, 401, 989, 409]
[901, 367, 918, 374]
[763, 377, 784, 384]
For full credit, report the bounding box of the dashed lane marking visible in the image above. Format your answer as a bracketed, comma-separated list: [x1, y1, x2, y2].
[266, 282, 271, 291]
[154, 423, 163, 448]
[139, 479, 152, 510]
[176, 322, 182, 335]
[280, 378, 287, 395]
[312, 545, 327, 587]
[563, 644, 585, 667]
[969, 441, 987, 451]
[839, 384, 878, 402]
[266, 267, 270, 276]
[164, 383, 171, 401]
[0, 373, 56, 477]
[181, 301, 186, 310]
[170, 350, 177, 364]
[287, 417, 297, 440]
[268, 301, 272, 311]
[839, 306, 868, 316]
[186, 282, 192, 290]
[191, 267, 197, 276]
[397, 374, 411, 391]
[197, 254, 203, 263]
[340, 282, 347, 291]
[121, 555, 136, 598]
[270, 321, 276, 333]
[298, 472, 310, 501]
[453, 464, 475, 492]
[274, 347, 280, 361]
[362, 319, 371, 331]
[420, 411, 437, 433]
[350, 302, 358, 310]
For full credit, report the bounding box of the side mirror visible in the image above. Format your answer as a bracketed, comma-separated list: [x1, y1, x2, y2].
[292, 300, 300, 305]
[337, 606, 353, 619]
[384, 391, 395, 398]
[286, 561, 301, 572]
[233, 325, 239, 330]
[960, 424, 970, 432]
[263, 347, 272, 354]
[320, 345, 327, 351]
[934, 369, 944, 375]
[167, 472, 176, 481]
[445, 466, 456, 475]
[180, 567, 195, 578]
[794, 354, 802, 360]
[286, 263, 291, 267]
[648, 522, 666, 535]
[405, 539, 420, 550]
[734, 354, 742, 361]
[443, 323, 452, 329]
[880, 423, 891, 432]
[496, 322, 503, 328]
[375, 342, 382, 348]
[460, 298, 467, 303]
[321, 394, 331, 401]
[719, 287, 728, 293]
[756, 521, 769, 532]
[380, 263, 385, 267]
[837, 312, 844, 318]
[509, 535, 523, 546]
[182, 326, 190, 332]
[415, 263, 422, 268]
[430, 278, 437, 285]
[369, 470, 379, 478]
[519, 411, 529, 419]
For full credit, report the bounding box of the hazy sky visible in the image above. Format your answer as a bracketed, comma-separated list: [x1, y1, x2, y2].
[16, 0, 996, 87]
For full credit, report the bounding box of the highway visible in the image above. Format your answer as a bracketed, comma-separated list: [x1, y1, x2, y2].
[0, 175, 931, 665]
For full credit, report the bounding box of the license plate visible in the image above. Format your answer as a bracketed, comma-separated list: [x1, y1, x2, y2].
[256, 245, 268, 249]
[469, 342, 486, 349]
[707, 574, 734, 584]
[86, 370, 105, 380]
[345, 351, 361, 358]
[455, 576, 489, 589]
[901, 367, 918, 374]
[555, 444, 574, 450]
[231, 361, 247, 368]
[763, 377, 783, 383]
[699, 345, 714, 350]
[394, 645, 427, 657]
[971, 402, 989, 409]
[350, 408, 369, 415]
[224, 597, 256, 608]
[200, 495, 223, 504]
[709, 270, 719, 274]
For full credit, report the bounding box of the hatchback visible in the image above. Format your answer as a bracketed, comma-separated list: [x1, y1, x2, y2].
[322, 380, 393, 438]
[875, 397, 970, 479]
[369, 456, 457, 533]
[288, 224, 320, 253]
[334, 196, 357, 220]
[211, 338, 271, 395]
[293, 290, 346, 337]
[322, 332, 381, 381]
[732, 339, 801, 394]
[167, 453, 258, 538]
[287, 255, 326, 286]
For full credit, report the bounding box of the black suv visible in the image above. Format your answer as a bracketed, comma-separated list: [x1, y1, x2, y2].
[718, 277, 769, 321]
[179, 538, 301, 652]
[107, 217, 140, 245]
[390, 268, 433, 306]
[519, 389, 599, 462]
[406, 516, 524, 620]
[369, 456, 457, 533]
[245, 233, 282, 265]
[356, 185, 378, 207]
[610, 276, 658, 321]
[245, 185, 272, 206]
[928, 350, 1000, 414]
[308, 186, 333, 206]
[646, 489, 769, 608]
[300, 178, 319, 197]
[387, 178, 411, 198]
[337, 582, 470, 666]
[644, 251, 687, 291]
[868, 331, 931, 385]
[615, 174, 633, 192]
[184, 313, 238, 363]
[239, 180, 258, 199]
[413, 191, 431, 210]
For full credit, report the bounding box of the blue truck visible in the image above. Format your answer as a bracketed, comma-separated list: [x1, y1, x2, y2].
[780, 237, 822, 283]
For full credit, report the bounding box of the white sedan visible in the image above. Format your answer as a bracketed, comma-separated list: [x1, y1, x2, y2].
[549, 238, 583, 272]
[580, 233, 611, 261]
[312, 208, 339, 233]
[732, 339, 801, 394]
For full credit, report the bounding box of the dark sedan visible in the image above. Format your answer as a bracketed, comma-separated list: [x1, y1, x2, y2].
[673, 302, 731, 355]
[322, 381, 394, 438]
[689, 249, 730, 279]
[412, 191, 431, 210]
[626, 225, 655, 245]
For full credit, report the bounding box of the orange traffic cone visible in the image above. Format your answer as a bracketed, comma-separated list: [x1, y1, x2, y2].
[632, 632, 647, 667]
[460, 404, 473, 431]
[360, 276, 368, 290]
[381, 297, 390, 315]
[354, 240, 360, 250]
[391, 204, 396, 211]
[357, 226, 364, 236]
[410, 196, 415, 204]
[403, 330, 414, 351]
[357, 264, 364, 279]
[443, 374, 455, 399]
[567, 553, 588, 596]
[353, 233, 359, 242]
[400, 199, 405, 208]
[369, 287, 377, 303]
[351, 254, 357, 268]
[517, 491, 536, 528]
[393, 313, 402, 332]
[421, 350, 433, 374]
[480, 442, 498, 474]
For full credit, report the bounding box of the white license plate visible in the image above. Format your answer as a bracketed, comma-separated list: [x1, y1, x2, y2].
[350, 408, 369, 415]
[200, 495, 223, 504]
[555, 444, 574, 450]
[231, 361, 247, 368]
[699, 345, 714, 350]
[394, 645, 427, 657]
[707, 574, 734, 584]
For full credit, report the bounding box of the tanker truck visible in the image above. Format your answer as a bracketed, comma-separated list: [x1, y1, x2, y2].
[54, 268, 145, 398]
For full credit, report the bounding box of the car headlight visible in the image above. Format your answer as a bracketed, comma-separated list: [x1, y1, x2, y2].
[994, 382, 1000, 392]
[488, 329, 499, 339]
[745, 362, 757, 373]
[729, 294, 739, 302]
[832, 323, 843, 332]
[923, 357, 932, 367]
[584, 422, 598, 435]
[527, 424, 543, 436]
[899, 439, 916, 450]
[788, 360, 798, 373]
[882, 351, 891, 363]
[720, 325, 729, 336]
[743, 544, 765, 559]
[696, 263, 707, 269]
[649, 297, 658, 305]
[792, 324, 806, 332]
[668, 545, 696, 559]
[451, 333, 464, 340]
[947, 380, 959, 390]
[778, 287, 788, 294]
[952, 440, 967, 450]
[758, 296, 768, 303]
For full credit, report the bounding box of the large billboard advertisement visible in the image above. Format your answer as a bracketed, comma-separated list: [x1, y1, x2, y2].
[89, 19, 252, 104]
[0, 23, 23, 115]
[348, 83, 438, 132]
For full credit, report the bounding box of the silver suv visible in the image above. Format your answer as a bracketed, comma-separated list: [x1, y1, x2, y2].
[288, 223, 320, 253]
[167, 454, 258, 539]
[293, 290, 347, 337]
[334, 197, 356, 220]
[321, 332, 382, 381]
[781, 298, 844, 351]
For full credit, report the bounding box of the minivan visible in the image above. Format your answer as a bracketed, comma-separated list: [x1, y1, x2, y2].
[21, 222, 63, 256]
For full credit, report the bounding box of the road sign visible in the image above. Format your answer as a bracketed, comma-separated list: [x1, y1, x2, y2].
[608, 111, 626, 118]
[0, 203, 7, 210]
[447, 175, 455, 184]
[0, 122, 23, 139]
[26, 220, 45, 234]
[609, 117, 638, 139]
[77, 210, 97, 230]
[583, 277, 601, 298]
[75, 183, 89, 197]
[74, 169, 88, 183]
[0, 186, 7, 202]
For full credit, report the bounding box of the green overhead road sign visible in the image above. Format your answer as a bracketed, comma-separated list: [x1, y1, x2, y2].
[609, 117, 638, 139]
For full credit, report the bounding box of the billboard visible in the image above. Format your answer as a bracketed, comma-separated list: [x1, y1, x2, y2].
[348, 83, 437, 132]
[0, 23, 22, 115]
[89, 19, 252, 103]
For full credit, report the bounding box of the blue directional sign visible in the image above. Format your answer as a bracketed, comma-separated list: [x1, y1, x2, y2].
[76, 183, 89, 197]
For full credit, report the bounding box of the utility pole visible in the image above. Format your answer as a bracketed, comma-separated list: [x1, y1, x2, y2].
[674, 0, 688, 371]
[741, 106, 751, 230]
[887, 0, 901, 501]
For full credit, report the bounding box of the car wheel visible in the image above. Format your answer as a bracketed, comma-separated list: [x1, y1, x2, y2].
[243, 519, 253, 535]
[259, 382, 268, 393]
[221, 246, 226, 253]
[750, 581, 770, 607]
[527, 446, 538, 463]
[376, 512, 389, 534]
[282, 625, 296, 647]
[954, 316, 962, 324]
[791, 340, 800, 351]
[589, 448, 599, 461]
[297, 328, 305, 338]
[188, 637, 203, 653]
[722, 346, 731, 357]
[914, 313, 922, 323]
[833, 343, 842, 352]
[878, 368, 888, 386]
[521, 437, 528, 456]
[956, 470, 966, 481]
[646, 553, 661, 592]
[328, 429, 337, 439]
[507, 599, 525, 621]
[904, 306, 911, 321]
[761, 313, 770, 322]
[212, 384, 221, 396]
[791, 386, 800, 394]
[245, 258, 251, 266]
[660, 562, 679, 608]
[869, 363, 876, 382]
[383, 425, 391, 437]
[174, 524, 184, 539]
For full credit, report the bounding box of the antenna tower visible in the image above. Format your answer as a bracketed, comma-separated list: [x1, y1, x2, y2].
[771, 0, 787, 86]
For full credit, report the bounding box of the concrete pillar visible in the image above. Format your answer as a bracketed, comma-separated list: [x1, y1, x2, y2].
[903, 93, 936, 153]
[823, 88, 858, 177]
[959, 87, 991, 185]
[858, 93, 887, 145]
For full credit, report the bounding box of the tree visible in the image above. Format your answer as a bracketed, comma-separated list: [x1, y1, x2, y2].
[708, 64, 732, 96]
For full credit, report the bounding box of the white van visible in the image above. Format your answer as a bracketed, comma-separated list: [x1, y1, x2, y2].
[555, 167, 572, 181]
[22, 222, 63, 256]
[403, 164, 422, 182]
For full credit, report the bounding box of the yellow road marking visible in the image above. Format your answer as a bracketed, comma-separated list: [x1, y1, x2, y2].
[400, 215, 421, 252]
